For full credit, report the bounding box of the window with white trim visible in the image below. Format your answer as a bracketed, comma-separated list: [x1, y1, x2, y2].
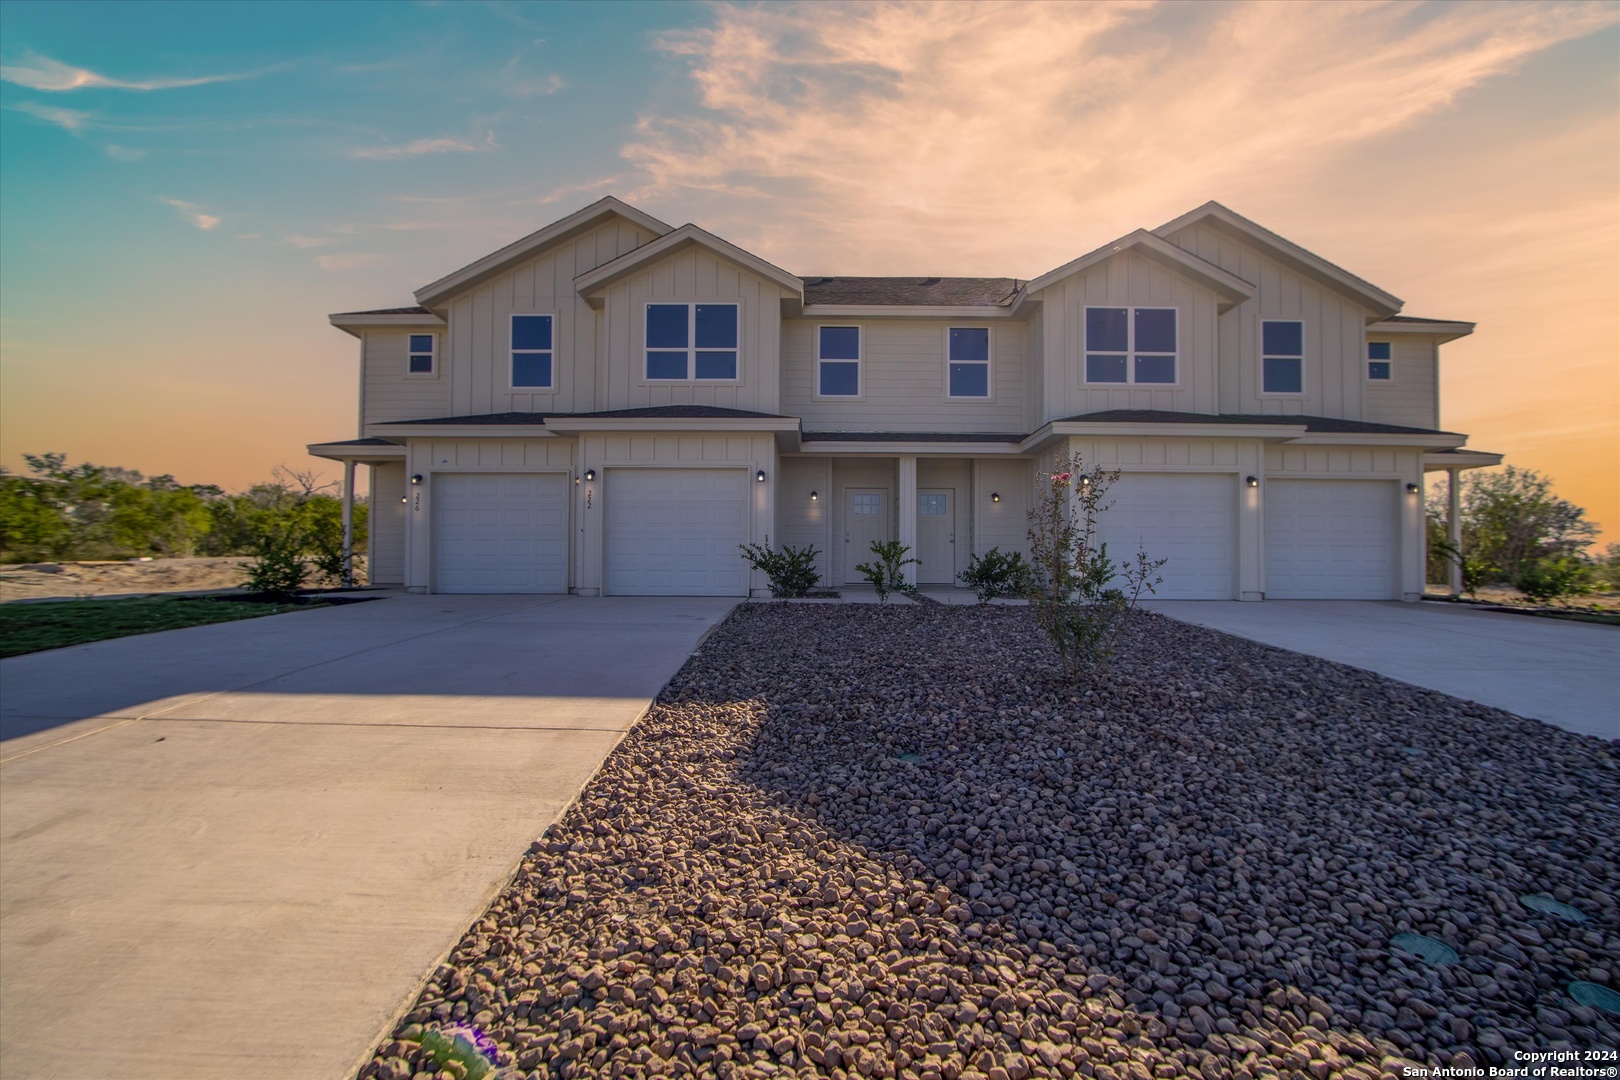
[947, 327, 990, 398]
[646, 303, 738, 380]
[512, 315, 554, 388]
[1367, 340, 1392, 381]
[817, 325, 860, 397]
[408, 334, 435, 375]
[1262, 320, 1303, 394]
[1084, 307, 1177, 384]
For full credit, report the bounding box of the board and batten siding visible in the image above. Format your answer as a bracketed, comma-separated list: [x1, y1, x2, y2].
[781, 318, 1027, 433]
[1363, 337, 1439, 430]
[1162, 223, 1372, 420]
[597, 249, 793, 414]
[443, 218, 658, 419]
[972, 459, 1032, 563]
[1034, 251, 1223, 423]
[777, 457, 835, 585]
[362, 331, 450, 424]
[368, 462, 407, 585]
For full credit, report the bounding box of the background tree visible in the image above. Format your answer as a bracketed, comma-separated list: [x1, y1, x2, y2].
[1427, 465, 1602, 599]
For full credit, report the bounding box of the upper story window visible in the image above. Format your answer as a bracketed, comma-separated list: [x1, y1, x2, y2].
[408, 334, 436, 375]
[1084, 307, 1176, 385]
[1367, 340, 1392, 381]
[1262, 320, 1304, 394]
[817, 326, 861, 397]
[512, 315, 554, 389]
[647, 303, 738, 381]
[947, 327, 991, 398]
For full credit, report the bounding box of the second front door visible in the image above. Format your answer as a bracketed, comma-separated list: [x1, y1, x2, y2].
[845, 488, 891, 583]
[917, 488, 955, 584]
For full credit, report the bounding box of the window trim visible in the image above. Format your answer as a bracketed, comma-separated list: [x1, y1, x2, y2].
[814, 323, 864, 401]
[1260, 318, 1306, 397]
[641, 301, 742, 384]
[943, 325, 994, 401]
[510, 313, 557, 392]
[1081, 305, 1180, 387]
[406, 333, 438, 378]
[1366, 340, 1394, 382]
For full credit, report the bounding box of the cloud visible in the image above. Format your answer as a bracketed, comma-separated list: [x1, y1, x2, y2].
[7, 100, 93, 132]
[316, 252, 384, 272]
[0, 51, 262, 92]
[160, 197, 221, 231]
[352, 130, 501, 160]
[104, 144, 146, 161]
[622, 0, 1620, 273]
[282, 235, 332, 249]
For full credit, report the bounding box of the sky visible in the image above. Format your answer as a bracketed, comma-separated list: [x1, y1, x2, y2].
[1, 0, 1617, 544]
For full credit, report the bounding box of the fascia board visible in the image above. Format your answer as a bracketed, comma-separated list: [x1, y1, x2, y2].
[306, 442, 407, 461]
[1016, 230, 1252, 314]
[1293, 433, 1463, 448]
[1424, 449, 1503, 470]
[364, 424, 555, 439]
[798, 304, 1016, 319]
[801, 441, 1026, 456]
[413, 197, 673, 308]
[542, 417, 801, 434]
[1367, 319, 1476, 343]
[328, 313, 446, 338]
[574, 224, 803, 303]
[1045, 421, 1304, 442]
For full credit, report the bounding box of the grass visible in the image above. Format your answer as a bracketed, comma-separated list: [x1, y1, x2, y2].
[0, 596, 327, 658]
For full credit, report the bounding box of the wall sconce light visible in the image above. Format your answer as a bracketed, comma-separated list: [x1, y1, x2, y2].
[756, 470, 767, 482]
[400, 495, 408, 503]
[1080, 476, 1092, 487]
[809, 490, 819, 501]
[410, 474, 423, 485]
[1406, 482, 1420, 495]
[991, 492, 1001, 503]
[1246, 475, 1259, 488]
[584, 469, 596, 482]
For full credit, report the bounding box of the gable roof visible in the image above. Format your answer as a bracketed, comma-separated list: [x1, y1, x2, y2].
[413, 196, 672, 310]
[1055, 409, 1458, 436]
[801, 277, 1022, 307]
[573, 223, 803, 307]
[1015, 229, 1254, 314]
[1153, 201, 1402, 318]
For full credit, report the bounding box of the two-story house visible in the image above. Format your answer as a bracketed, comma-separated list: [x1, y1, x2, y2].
[309, 197, 1500, 600]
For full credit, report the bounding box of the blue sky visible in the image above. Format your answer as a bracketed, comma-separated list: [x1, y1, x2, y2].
[2, 0, 1617, 541]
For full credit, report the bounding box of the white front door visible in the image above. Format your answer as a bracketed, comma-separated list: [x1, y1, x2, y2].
[845, 488, 891, 583]
[605, 469, 749, 596]
[917, 489, 955, 584]
[1094, 473, 1236, 599]
[434, 473, 569, 593]
[1265, 479, 1398, 599]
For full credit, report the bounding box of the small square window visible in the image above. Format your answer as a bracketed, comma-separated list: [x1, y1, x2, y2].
[1264, 357, 1302, 394]
[1368, 361, 1392, 381]
[408, 334, 435, 374]
[919, 494, 948, 516]
[1367, 341, 1392, 360]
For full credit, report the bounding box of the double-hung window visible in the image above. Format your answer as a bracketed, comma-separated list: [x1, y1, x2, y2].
[408, 334, 436, 375]
[511, 315, 554, 389]
[1262, 320, 1303, 394]
[1367, 341, 1392, 381]
[646, 303, 738, 380]
[1084, 307, 1177, 384]
[947, 327, 990, 398]
[817, 326, 860, 397]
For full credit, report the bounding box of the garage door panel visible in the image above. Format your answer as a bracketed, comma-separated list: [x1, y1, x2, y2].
[435, 473, 568, 594]
[1095, 474, 1235, 600]
[1265, 479, 1396, 599]
[605, 469, 749, 596]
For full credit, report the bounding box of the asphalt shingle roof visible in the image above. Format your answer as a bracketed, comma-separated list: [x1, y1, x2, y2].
[1055, 410, 1457, 436]
[801, 277, 1022, 307]
[332, 306, 435, 316]
[802, 431, 1024, 443]
[374, 406, 790, 426]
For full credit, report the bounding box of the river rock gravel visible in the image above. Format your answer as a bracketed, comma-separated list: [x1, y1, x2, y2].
[362, 604, 1618, 1080]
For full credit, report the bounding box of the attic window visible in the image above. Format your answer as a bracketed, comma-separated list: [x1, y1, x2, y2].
[408, 334, 435, 375]
[646, 303, 738, 381]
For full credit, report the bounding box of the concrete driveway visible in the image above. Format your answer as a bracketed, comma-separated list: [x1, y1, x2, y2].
[0, 593, 735, 1080]
[1144, 599, 1618, 740]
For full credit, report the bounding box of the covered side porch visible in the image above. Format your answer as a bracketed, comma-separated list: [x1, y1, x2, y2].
[1423, 447, 1506, 596]
[306, 436, 408, 586]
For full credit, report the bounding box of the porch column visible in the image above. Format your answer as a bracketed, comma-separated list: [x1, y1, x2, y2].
[898, 456, 918, 587]
[1447, 466, 1463, 597]
[340, 459, 356, 588]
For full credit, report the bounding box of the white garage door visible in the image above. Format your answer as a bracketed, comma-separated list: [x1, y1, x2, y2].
[1095, 473, 1235, 599]
[1266, 479, 1397, 599]
[605, 469, 749, 596]
[435, 473, 568, 593]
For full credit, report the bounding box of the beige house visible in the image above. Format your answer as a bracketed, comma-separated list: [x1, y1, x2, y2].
[310, 197, 1499, 600]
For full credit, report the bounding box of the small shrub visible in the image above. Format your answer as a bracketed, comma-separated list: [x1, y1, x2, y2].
[1513, 557, 1591, 604]
[855, 540, 919, 605]
[738, 538, 822, 598]
[418, 1026, 496, 1080]
[242, 531, 307, 597]
[308, 532, 353, 588]
[958, 547, 1035, 602]
[1432, 539, 1495, 598]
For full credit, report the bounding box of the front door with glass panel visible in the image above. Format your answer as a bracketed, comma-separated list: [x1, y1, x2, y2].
[917, 489, 955, 584]
[845, 489, 891, 583]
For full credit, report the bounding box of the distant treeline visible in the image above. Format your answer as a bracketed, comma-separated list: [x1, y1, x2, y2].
[0, 453, 368, 564]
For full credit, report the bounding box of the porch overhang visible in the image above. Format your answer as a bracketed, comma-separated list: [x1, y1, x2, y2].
[1424, 448, 1503, 472]
[307, 437, 407, 462]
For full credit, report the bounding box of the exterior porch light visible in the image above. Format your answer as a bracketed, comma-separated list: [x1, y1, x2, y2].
[1406, 483, 1421, 494]
[756, 470, 767, 482]
[410, 474, 423, 485]
[584, 469, 596, 482]
[1246, 475, 1259, 488]
[400, 495, 408, 503]
[810, 490, 818, 501]
[991, 492, 1000, 503]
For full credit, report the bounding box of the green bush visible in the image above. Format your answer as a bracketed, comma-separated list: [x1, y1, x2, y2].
[1513, 557, 1591, 604]
[242, 532, 308, 597]
[738, 539, 822, 598]
[855, 540, 918, 605]
[958, 547, 1035, 601]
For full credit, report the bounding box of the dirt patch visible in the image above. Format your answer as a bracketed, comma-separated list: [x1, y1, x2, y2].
[0, 556, 369, 603]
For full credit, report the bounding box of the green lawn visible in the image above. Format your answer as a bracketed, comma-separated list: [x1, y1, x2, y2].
[0, 596, 328, 658]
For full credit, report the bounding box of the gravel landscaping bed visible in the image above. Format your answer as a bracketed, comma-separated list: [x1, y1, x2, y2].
[364, 605, 1618, 1080]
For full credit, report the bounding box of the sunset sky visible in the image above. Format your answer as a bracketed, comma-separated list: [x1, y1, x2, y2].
[2, 1, 1617, 543]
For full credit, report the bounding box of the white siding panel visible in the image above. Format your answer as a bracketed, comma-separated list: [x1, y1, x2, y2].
[369, 462, 407, 584]
[1364, 337, 1439, 430]
[363, 332, 449, 423]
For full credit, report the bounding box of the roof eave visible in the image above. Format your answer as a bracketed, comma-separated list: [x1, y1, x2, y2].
[1367, 318, 1476, 344]
[328, 312, 447, 338]
[798, 304, 1016, 319]
[307, 439, 407, 461]
[799, 439, 1026, 456]
[1424, 449, 1503, 471]
[364, 422, 555, 439]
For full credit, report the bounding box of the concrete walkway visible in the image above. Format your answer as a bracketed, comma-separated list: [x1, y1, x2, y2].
[0, 593, 734, 1079]
[1144, 599, 1619, 740]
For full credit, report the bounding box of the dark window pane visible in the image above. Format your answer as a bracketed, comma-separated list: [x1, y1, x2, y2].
[1368, 361, 1392, 380]
[1135, 309, 1176, 354]
[819, 326, 860, 360]
[409, 334, 434, 354]
[646, 305, 688, 349]
[409, 354, 433, 374]
[1263, 356, 1302, 393]
[949, 327, 989, 362]
[1086, 308, 1128, 352]
[512, 353, 552, 387]
[1367, 341, 1392, 360]
[646, 350, 687, 379]
[1135, 354, 1176, 384]
[512, 315, 552, 351]
[1086, 354, 1127, 383]
[695, 304, 737, 348]
[1263, 320, 1302, 357]
[695, 350, 737, 380]
[949, 362, 989, 397]
[819, 361, 860, 396]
